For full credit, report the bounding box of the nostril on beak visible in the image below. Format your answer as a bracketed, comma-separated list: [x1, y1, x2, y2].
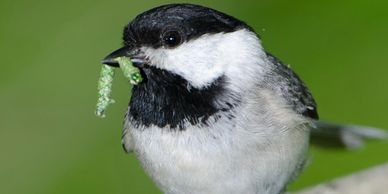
[131, 58, 146, 68]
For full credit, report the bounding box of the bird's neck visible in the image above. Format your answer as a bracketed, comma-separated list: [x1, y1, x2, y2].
[127, 66, 239, 130]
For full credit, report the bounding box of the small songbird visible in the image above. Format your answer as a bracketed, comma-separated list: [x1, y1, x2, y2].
[102, 4, 387, 194]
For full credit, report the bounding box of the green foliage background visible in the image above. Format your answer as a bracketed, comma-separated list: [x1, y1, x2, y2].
[1, 0, 387, 193]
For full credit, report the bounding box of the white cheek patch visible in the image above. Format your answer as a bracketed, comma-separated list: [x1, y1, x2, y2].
[141, 29, 266, 89]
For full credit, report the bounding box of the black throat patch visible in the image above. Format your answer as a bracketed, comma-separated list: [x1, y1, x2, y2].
[127, 66, 233, 130]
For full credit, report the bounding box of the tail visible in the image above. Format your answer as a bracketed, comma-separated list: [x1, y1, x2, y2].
[311, 121, 388, 150]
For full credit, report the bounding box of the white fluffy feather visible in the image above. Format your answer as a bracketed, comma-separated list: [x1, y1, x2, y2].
[141, 29, 267, 90]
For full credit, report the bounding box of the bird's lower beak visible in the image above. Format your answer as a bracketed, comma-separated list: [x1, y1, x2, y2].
[101, 46, 145, 68]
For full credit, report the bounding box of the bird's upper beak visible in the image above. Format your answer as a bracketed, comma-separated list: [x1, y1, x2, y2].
[101, 46, 145, 68]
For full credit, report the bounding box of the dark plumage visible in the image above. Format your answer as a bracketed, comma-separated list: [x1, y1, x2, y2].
[123, 4, 253, 49]
[265, 53, 318, 120]
[128, 66, 235, 130]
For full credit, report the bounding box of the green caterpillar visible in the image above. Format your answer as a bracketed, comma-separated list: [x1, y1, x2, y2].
[95, 57, 142, 118]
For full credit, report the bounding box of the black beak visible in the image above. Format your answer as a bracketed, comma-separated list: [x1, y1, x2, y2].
[101, 47, 132, 67]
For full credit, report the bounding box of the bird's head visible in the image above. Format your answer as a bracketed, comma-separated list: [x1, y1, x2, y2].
[102, 4, 270, 129]
[103, 4, 268, 90]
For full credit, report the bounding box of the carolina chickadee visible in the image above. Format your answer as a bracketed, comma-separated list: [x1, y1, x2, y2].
[102, 4, 387, 194]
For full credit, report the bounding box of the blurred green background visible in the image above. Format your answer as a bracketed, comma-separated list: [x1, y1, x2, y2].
[1, 0, 387, 193]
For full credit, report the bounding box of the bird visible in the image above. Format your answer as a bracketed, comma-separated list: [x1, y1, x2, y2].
[101, 4, 387, 194]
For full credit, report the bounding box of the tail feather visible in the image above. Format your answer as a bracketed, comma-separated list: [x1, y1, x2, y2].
[311, 121, 388, 150]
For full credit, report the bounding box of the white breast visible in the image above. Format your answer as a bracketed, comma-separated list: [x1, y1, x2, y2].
[123, 92, 312, 194]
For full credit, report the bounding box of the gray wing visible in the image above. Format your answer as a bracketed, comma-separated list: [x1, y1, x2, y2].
[265, 53, 387, 149]
[265, 53, 318, 120]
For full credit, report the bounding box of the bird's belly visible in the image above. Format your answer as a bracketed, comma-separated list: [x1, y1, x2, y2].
[129, 125, 309, 194]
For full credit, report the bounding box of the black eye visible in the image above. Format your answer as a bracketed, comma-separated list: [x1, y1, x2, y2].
[162, 30, 182, 48]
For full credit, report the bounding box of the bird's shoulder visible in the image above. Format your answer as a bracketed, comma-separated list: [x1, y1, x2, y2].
[263, 53, 319, 120]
